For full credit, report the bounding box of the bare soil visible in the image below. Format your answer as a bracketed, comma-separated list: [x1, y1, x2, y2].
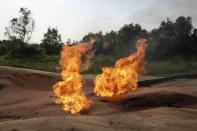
[0, 66, 197, 131]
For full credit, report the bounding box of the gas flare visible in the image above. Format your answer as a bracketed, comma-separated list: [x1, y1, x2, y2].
[53, 39, 95, 114]
[94, 38, 147, 98]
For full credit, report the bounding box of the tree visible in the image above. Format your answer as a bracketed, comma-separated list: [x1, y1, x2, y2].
[5, 7, 35, 42]
[173, 16, 193, 56]
[150, 16, 194, 59]
[152, 18, 176, 59]
[115, 23, 147, 56]
[174, 16, 192, 37]
[190, 29, 197, 57]
[40, 27, 63, 55]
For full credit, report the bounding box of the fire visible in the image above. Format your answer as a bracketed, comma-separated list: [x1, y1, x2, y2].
[94, 38, 147, 98]
[53, 39, 95, 114]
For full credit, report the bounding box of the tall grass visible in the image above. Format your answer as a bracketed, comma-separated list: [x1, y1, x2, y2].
[0, 55, 59, 72]
[147, 59, 197, 76]
[0, 54, 197, 76]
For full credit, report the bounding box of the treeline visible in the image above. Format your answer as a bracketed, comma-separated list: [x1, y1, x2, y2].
[0, 8, 62, 59]
[0, 28, 62, 58]
[0, 7, 197, 61]
[82, 16, 197, 60]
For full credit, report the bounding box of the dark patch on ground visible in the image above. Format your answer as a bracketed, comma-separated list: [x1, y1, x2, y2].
[138, 74, 197, 87]
[117, 91, 197, 111]
[0, 83, 5, 90]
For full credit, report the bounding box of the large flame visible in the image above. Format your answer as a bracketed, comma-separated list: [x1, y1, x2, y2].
[53, 39, 95, 114]
[94, 38, 147, 98]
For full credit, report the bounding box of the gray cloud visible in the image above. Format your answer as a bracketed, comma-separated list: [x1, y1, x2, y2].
[0, 0, 196, 42]
[129, 0, 197, 30]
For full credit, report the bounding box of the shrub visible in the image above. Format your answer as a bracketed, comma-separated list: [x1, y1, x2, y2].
[7, 44, 45, 58]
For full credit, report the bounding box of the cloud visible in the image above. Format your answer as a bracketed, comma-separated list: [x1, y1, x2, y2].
[0, 0, 196, 42]
[128, 0, 197, 30]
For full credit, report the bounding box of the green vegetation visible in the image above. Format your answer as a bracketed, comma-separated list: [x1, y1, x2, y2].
[0, 7, 197, 76]
[147, 59, 197, 75]
[0, 55, 59, 72]
[0, 52, 197, 76]
[85, 56, 197, 75]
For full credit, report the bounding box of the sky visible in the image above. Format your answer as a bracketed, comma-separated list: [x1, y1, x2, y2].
[0, 0, 197, 43]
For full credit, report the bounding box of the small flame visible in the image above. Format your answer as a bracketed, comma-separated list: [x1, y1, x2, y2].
[53, 39, 95, 114]
[94, 38, 147, 98]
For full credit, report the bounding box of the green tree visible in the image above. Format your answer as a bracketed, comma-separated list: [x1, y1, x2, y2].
[5, 7, 35, 42]
[115, 23, 147, 56]
[174, 16, 193, 56]
[190, 29, 197, 57]
[41, 27, 63, 55]
[150, 16, 194, 59]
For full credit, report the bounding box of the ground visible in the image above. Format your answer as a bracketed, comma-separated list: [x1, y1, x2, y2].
[0, 66, 197, 131]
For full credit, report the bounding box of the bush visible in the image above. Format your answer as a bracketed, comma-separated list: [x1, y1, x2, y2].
[0, 39, 24, 56]
[0, 42, 7, 56]
[17, 44, 44, 57]
[0, 39, 45, 58]
[7, 44, 45, 59]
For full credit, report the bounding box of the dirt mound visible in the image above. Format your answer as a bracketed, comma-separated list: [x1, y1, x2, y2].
[0, 66, 197, 130]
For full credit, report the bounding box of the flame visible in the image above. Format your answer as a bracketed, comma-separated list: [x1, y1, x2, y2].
[94, 38, 147, 98]
[53, 39, 95, 114]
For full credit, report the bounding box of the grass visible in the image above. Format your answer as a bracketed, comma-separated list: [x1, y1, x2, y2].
[147, 59, 197, 76]
[0, 54, 197, 76]
[0, 55, 59, 72]
[85, 55, 197, 76]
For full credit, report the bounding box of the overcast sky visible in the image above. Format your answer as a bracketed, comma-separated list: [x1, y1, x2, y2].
[0, 0, 197, 43]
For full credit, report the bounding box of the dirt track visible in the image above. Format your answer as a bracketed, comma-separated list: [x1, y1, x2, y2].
[0, 66, 197, 131]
